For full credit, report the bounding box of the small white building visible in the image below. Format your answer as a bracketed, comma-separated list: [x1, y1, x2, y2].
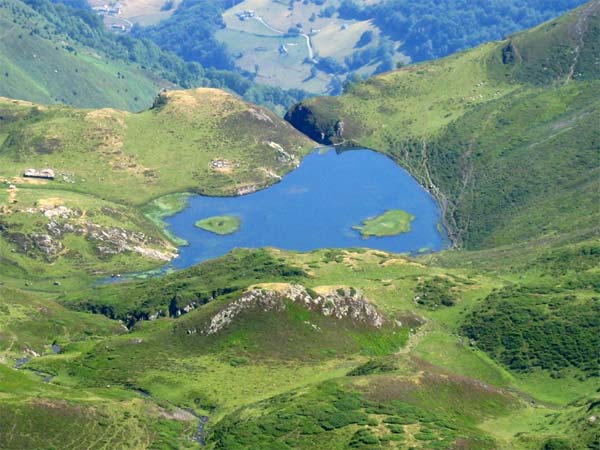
[24, 168, 55, 180]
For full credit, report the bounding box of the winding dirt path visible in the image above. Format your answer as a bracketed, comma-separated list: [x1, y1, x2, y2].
[253, 15, 314, 60]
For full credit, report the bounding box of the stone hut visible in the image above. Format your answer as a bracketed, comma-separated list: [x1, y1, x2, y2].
[23, 168, 55, 180]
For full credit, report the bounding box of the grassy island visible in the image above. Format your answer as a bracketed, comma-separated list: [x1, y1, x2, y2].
[353, 210, 415, 238]
[195, 215, 241, 235]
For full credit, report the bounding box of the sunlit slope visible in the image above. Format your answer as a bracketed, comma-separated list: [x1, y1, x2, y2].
[13, 244, 597, 449]
[0, 88, 313, 203]
[286, 1, 600, 248]
[0, 89, 314, 288]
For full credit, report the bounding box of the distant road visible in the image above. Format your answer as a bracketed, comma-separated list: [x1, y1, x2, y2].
[253, 15, 314, 60]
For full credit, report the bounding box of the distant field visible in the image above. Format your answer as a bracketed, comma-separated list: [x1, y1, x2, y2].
[224, 0, 339, 32]
[88, 0, 180, 26]
[219, 0, 393, 93]
[216, 28, 330, 93]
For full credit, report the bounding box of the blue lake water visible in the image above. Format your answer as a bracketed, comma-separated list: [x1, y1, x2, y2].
[164, 148, 447, 269]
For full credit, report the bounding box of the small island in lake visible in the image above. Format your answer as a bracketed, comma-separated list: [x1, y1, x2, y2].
[353, 209, 415, 238]
[195, 215, 241, 235]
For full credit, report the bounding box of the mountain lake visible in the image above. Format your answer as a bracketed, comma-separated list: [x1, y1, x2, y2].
[163, 148, 448, 270]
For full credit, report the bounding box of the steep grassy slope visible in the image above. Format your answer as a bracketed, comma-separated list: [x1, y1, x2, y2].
[0, 89, 314, 289]
[0, 0, 310, 115]
[0, 365, 200, 449]
[285, 1, 600, 249]
[0, 0, 164, 110]
[0, 287, 123, 359]
[0, 287, 201, 449]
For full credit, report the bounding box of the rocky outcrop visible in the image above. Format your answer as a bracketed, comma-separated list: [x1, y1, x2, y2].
[284, 102, 340, 145]
[501, 41, 520, 64]
[31, 234, 64, 260]
[196, 285, 388, 336]
[1, 205, 176, 262]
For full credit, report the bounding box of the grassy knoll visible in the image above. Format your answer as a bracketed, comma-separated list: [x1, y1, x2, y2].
[208, 375, 516, 449]
[285, 2, 600, 249]
[353, 209, 415, 238]
[0, 89, 313, 204]
[195, 215, 241, 235]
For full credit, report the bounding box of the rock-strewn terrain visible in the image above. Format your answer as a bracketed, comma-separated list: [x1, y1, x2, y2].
[199, 284, 388, 336]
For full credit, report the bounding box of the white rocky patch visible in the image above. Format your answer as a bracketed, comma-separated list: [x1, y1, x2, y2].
[199, 285, 388, 336]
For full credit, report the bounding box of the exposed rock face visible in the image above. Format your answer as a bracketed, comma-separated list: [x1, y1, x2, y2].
[31, 234, 64, 260]
[81, 223, 174, 261]
[284, 102, 339, 145]
[41, 205, 77, 220]
[501, 41, 520, 64]
[199, 285, 387, 336]
[1, 206, 176, 262]
[266, 141, 297, 164]
[248, 108, 274, 124]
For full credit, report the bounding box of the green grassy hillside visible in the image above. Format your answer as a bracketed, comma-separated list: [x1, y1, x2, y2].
[0, 89, 314, 289]
[285, 1, 600, 249]
[0, 0, 164, 110]
[0, 365, 200, 449]
[0, 89, 313, 203]
[0, 3, 598, 449]
[0, 0, 311, 115]
[5, 245, 594, 448]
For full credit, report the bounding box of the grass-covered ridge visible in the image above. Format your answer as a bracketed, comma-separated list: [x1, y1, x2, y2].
[285, 1, 600, 249]
[8, 243, 596, 448]
[0, 88, 314, 203]
[0, 0, 162, 110]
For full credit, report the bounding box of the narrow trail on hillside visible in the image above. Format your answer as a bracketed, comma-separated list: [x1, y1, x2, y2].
[418, 141, 458, 246]
[566, 0, 599, 81]
[396, 320, 431, 355]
